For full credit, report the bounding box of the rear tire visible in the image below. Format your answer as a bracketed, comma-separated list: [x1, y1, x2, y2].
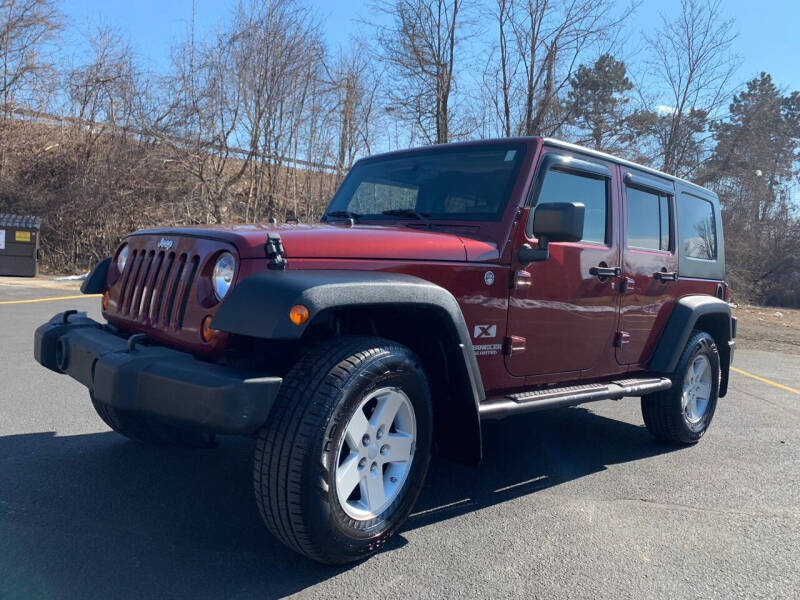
[90, 395, 216, 448]
[641, 330, 720, 444]
[253, 335, 433, 564]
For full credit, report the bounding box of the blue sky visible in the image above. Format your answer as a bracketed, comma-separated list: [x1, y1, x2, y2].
[62, 0, 800, 91]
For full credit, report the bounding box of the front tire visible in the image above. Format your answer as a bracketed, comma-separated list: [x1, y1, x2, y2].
[253, 336, 433, 564]
[641, 330, 720, 444]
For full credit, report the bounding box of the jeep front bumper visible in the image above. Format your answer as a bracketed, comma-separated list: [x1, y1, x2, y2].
[34, 312, 282, 435]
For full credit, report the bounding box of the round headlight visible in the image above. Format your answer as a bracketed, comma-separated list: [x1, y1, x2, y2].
[116, 244, 129, 272]
[212, 252, 236, 300]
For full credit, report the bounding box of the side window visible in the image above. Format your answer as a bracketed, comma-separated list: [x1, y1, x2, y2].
[535, 169, 607, 244]
[626, 187, 672, 251]
[678, 194, 716, 259]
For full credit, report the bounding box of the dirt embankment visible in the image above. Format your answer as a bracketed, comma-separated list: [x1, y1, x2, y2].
[733, 305, 800, 356]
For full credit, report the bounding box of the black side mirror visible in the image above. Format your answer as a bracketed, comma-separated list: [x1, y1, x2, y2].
[519, 202, 585, 264]
[533, 202, 585, 241]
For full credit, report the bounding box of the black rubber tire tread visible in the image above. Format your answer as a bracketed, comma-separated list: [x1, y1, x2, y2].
[641, 330, 719, 444]
[90, 395, 214, 448]
[253, 335, 429, 564]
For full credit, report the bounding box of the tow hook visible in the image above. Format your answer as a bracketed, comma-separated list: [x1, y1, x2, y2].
[126, 333, 148, 353]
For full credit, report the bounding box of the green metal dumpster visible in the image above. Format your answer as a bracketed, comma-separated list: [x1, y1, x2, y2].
[0, 214, 42, 277]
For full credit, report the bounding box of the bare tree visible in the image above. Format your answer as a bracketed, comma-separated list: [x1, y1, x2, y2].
[0, 0, 797, 309]
[19, 24, 161, 269]
[0, 0, 60, 174]
[0, 0, 60, 112]
[150, 0, 327, 224]
[154, 23, 248, 224]
[228, 0, 326, 221]
[324, 42, 380, 177]
[65, 26, 143, 167]
[369, 0, 466, 144]
[630, 0, 738, 176]
[483, 0, 628, 138]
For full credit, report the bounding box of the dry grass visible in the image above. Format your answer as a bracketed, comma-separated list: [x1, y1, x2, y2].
[733, 305, 800, 356]
[0, 275, 83, 291]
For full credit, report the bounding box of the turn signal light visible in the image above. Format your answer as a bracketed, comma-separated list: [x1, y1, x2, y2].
[102, 290, 110, 311]
[289, 304, 310, 326]
[201, 315, 219, 342]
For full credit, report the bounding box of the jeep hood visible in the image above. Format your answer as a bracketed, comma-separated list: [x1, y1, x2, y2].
[131, 223, 499, 262]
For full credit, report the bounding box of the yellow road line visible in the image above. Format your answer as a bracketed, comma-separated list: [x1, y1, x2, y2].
[0, 294, 100, 305]
[731, 366, 800, 396]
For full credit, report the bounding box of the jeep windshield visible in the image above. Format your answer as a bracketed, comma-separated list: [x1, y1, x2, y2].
[324, 142, 526, 222]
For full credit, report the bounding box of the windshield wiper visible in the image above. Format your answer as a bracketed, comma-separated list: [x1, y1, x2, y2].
[323, 210, 361, 222]
[381, 209, 432, 226]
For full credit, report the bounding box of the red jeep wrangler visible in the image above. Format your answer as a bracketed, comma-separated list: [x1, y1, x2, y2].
[35, 137, 736, 564]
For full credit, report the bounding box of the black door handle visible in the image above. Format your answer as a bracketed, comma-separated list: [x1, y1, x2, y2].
[590, 266, 621, 278]
[653, 271, 678, 282]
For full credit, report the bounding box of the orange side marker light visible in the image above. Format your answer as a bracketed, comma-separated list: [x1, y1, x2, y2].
[289, 304, 310, 326]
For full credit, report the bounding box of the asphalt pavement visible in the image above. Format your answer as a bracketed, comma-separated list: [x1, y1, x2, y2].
[1, 287, 798, 599]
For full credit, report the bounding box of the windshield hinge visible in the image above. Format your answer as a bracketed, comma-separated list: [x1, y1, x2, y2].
[265, 233, 287, 270]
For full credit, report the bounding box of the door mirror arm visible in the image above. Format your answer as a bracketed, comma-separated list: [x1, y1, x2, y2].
[519, 201, 585, 266]
[519, 238, 550, 266]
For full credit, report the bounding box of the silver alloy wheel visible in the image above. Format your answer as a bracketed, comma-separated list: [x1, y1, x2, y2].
[334, 387, 417, 520]
[682, 354, 713, 424]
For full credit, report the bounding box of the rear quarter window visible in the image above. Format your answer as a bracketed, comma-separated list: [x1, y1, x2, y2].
[675, 187, 725, 281]
[678, 194, 716, 260]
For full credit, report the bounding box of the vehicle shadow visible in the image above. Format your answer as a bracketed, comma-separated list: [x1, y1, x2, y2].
[0, 406, 676, 599]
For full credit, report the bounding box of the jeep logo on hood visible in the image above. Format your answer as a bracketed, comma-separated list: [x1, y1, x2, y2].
[157, 238, 175, 251]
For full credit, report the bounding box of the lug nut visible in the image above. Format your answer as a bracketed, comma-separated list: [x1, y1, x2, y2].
[370, 462, 378, 475]
[380, 444, 389, 456]
[377, 425, 385, 439]
[362, 434, 370, 446]
[358, 457, 367, 470]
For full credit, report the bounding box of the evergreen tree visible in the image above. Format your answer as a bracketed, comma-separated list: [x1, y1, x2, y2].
[705, 73, 800, 305]
[564, 53, 633, 151]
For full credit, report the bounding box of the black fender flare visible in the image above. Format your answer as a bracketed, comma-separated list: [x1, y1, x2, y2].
[649, 295, 735, 396]
[212, 270, 485, 464]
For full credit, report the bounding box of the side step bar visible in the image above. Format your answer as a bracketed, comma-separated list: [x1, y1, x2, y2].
[479, 376, 672, 420]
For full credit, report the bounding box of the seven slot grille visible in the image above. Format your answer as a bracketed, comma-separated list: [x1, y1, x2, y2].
[114, 245, 201, 330]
